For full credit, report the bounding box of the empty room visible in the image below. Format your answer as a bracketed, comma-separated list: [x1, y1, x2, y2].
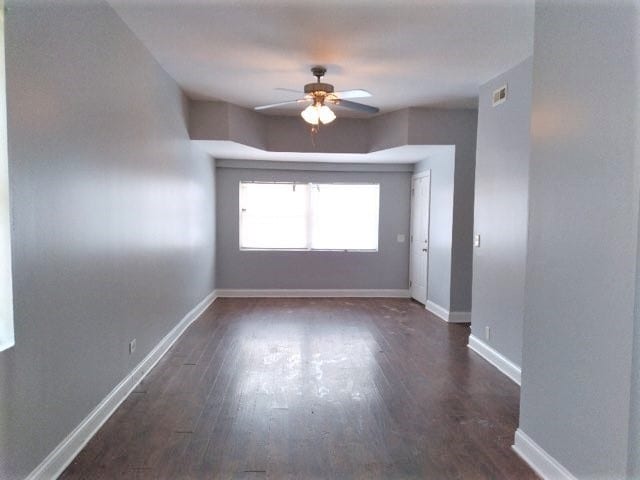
[1, 1, 639, 479]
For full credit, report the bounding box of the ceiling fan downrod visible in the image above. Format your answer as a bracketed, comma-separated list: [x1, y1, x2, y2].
[311, 65, 326, 82]
[304, 66, 334, 97]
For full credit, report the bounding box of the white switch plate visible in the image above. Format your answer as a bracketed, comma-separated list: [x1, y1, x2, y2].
[129, 338, 136, 354]
[485, 326, 491, 341]
[474, 234, 481, 247]
[397, 234, 406, 243]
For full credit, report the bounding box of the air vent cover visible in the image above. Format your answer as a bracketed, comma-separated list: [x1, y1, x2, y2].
[492, 85, 507, 106]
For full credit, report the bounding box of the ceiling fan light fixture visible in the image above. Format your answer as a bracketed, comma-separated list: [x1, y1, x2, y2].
[301, 103, 336, 126]
[318, 105, 336, 124]
[256, 66, 378, 134]
[301, 104, 320, 125]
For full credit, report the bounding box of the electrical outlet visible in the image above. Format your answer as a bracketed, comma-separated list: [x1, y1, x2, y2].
[397, 234, 406, 243]
[485, 326, 491, 341]
[129, 338, 136, 355]
[474, 234, 481, 247]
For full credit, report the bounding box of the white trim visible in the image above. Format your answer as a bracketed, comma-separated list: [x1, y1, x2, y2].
[216, 158, 415, 173]
[25, 291, 218, 480]
[411, 170, 432, 180]
[467, 334, 521, 385]
[424, 300, 470, 323]
[425, 300, 449, 320]
[215, 289, 410, 298]
[0, 1, 15, 352]
[513, 429, 578, 480]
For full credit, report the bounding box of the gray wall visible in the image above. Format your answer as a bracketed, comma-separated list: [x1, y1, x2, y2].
[471, 57, 532, 367]
[189, 100, 370, 154]
[414, 151, 455, 311]
[411, 109, 477, 313]
[628, 3, 640, 477]
[369, 109, 409, 152]
[216, 162, 411, 290]
[266, 116, 370, 154]
[519, 2, 638, 478]
[0, 2, 216, 478]
[449, 128, 476, 313]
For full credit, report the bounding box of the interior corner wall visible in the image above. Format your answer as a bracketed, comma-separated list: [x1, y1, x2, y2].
[0, 1, 216, 478]
[470, 56, 532, 368]
[188, 100, 230, 142]
[449, 121, 476, 314]
[410, 110, 477, 314]
[414, 153, 455, 312]
[519, 2, 638, 477]
[411, 109, 477, 314]
[369, 109, 410, 152]
[215, 162, 411, 290]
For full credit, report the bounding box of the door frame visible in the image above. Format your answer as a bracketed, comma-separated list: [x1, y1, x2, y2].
[409, 170, 431, 304]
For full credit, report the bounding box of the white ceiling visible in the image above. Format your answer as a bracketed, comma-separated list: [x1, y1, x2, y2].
[110, 0, 534, 115]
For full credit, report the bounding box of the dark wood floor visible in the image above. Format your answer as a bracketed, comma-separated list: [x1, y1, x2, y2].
[60, 298, 536, 479]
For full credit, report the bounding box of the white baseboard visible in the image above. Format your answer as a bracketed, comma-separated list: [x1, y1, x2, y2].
[215, 289, 410, 298]
[25, 291, 218, 480]
[425, 300, 449, 320]
[424, 300, 470, 323]
[467, 334, 521, 385]
[513, 429, 577, 480]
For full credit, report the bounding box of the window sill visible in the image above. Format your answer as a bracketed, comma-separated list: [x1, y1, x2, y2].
[0, 338, 15, 352]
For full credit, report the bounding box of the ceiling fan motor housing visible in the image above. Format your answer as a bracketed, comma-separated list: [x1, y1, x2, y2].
[304, 82, 334, 95]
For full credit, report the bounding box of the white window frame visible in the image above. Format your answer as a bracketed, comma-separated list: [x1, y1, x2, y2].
[238, 181, 380, 253]
[0, 1, 14, 352]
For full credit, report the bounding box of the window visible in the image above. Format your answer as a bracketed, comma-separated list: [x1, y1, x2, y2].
[0, 4, 13, 352]
[239, 182, 380, 251]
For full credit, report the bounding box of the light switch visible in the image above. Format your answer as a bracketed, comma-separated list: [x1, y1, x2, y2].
[397, 234, 406, 243]
[474, 234, 481, 247]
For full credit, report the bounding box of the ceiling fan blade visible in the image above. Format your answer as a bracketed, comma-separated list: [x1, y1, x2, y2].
[275, 87, 303, 94]
[333, 89, 372, 99]
[329, 98, 379, 114]
[254, 99, 309, 111]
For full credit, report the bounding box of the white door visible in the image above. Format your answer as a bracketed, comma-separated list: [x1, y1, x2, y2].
[410, 171, 431, 304]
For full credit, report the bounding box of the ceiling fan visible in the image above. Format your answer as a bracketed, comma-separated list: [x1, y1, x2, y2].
[254, 66, 379, 127]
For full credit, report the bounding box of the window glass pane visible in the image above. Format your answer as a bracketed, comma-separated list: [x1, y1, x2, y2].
[310, 184, 379, 250]
[239, 182, 308, 249]
[0, 6, 13, 351]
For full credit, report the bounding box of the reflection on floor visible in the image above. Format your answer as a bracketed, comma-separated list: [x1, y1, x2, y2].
[60, 297, 537, 479]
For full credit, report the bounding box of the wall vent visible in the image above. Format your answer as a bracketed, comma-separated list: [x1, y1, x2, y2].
[492, 85, 507, 106]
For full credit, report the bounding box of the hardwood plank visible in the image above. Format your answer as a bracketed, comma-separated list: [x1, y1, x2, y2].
[59, 298, 537, 480]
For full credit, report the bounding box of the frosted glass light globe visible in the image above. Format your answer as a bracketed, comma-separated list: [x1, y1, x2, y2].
[319, 105, 336, 124]
[301, 104, 320, 125]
